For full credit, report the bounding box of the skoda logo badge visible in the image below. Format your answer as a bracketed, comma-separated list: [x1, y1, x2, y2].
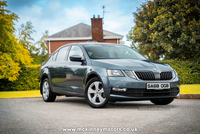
[153, 68, 157, 72]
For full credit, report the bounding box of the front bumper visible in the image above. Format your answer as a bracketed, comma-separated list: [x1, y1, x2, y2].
[101, 76, 180, 101]
[108, 88, 180, 101]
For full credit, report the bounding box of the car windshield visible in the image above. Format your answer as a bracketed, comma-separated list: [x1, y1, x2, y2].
[83, 44, 146, 60]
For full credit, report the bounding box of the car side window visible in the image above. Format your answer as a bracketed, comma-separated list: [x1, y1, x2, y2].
[50, 51, 58, 61]
[56, 46, 69, 61]
[68, 45, 84, 61]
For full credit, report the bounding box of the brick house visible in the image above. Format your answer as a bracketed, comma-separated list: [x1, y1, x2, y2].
[44, 16, 123, 55]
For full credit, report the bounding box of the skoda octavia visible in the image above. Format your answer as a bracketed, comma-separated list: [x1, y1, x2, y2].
[39, 43, 180, 108]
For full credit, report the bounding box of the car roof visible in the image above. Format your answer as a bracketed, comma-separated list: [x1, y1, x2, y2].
[68, 42, 126, 47]
[55, 42, 128, 54]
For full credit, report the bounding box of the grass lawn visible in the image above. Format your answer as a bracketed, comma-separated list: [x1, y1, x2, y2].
[180, 84, 200, 94]
[0, 90, 41, 98]
[0, 84, 199, 98]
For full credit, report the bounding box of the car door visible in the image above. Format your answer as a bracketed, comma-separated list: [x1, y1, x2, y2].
[48, 51, 60, 90]
[62, 45, 87, 94]
[48, 46, 70, 92]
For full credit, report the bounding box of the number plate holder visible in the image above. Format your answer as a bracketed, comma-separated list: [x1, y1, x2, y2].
[147, 83, 170, 90]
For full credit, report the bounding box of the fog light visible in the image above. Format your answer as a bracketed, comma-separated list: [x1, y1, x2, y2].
[112, 87, 127, 92]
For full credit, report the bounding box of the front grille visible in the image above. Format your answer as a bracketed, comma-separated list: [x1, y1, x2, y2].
[160, 72, 172, 80]
[134, 71, 155, 80]
[111, 88, 179, 97]
[134, 71, 173, 80]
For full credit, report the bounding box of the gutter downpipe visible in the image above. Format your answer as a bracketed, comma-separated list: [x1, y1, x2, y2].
[49, 40, 51, 57]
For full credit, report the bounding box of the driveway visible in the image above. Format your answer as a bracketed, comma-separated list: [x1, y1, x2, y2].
[0, 97, 199, 134]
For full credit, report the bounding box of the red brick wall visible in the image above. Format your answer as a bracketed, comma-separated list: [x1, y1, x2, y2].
[91, 17, 103, 42]
[47, 40, 88, 54]
[47, 39, 119, 54]
[104, 39, 118, 44]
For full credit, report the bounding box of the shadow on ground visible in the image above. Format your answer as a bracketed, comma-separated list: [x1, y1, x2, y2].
[53, 97, 176, 110]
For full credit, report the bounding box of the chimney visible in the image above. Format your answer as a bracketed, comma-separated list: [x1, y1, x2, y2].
[91, 15, 103, 42]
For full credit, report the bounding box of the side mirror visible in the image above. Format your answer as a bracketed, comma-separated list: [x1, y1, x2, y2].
[70, 55, 84, 62]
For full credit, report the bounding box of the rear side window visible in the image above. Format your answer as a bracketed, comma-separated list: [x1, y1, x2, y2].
[49, 51, 58, 61]
[56, 46, 69, 61]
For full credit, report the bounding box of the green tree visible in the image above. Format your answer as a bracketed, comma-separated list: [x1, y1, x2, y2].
[34, 30, 49, 64]
[19, 21, 49, 64]
[127, 0, 200, 62]
[18, 21, 39, 58]
[0, 1, 32, 81]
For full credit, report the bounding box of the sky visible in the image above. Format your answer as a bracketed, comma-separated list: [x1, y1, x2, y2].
[6, 0, 147, 46]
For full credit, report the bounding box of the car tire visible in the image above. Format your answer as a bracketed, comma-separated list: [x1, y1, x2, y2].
[42, 78, 56, 102]
[150, 98, 174, 105]
[85, 77, 108, 108]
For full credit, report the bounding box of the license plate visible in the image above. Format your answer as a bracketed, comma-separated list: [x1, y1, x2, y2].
[147, 83, 170, 90]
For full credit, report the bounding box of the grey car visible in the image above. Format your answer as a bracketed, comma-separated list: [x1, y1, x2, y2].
[39, 43, 180, 108]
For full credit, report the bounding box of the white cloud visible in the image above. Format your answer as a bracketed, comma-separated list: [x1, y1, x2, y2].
[64, 6, 90, 24]
[40, 6, 90, 38]
[102, 11, 134, 46]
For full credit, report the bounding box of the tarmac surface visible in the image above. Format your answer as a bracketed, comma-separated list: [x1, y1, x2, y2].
[0, 97, 199, 134]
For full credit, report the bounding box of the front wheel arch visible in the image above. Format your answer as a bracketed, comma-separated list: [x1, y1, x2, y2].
[85, 73, 103, 85]
[85, 73, 104, 90]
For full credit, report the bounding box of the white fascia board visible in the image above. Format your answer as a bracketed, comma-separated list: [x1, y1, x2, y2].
[44, 36, 123, 41]
[43, 37, 92, 41]
[103, 36, 123, 39]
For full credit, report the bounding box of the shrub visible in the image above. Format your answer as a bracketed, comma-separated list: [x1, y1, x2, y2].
[0, 60, 199, 91]
[160, 60, 200, 84]
[0, 65, 40, 91]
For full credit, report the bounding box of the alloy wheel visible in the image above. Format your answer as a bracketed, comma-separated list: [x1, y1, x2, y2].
[42, 81, 49, 101]
[87, 81, 106, 106]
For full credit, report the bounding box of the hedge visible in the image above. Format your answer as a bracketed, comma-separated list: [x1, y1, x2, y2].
[0, 60, 199, 91]
[160, 60, 200, 84]
[0, 65, 40, 91]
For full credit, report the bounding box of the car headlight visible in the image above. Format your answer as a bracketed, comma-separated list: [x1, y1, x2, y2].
[174, 70, 178, 76]
[124, 70, 137, 79]
[107, 69, 124, 77]
[171, 70, 178, 79]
